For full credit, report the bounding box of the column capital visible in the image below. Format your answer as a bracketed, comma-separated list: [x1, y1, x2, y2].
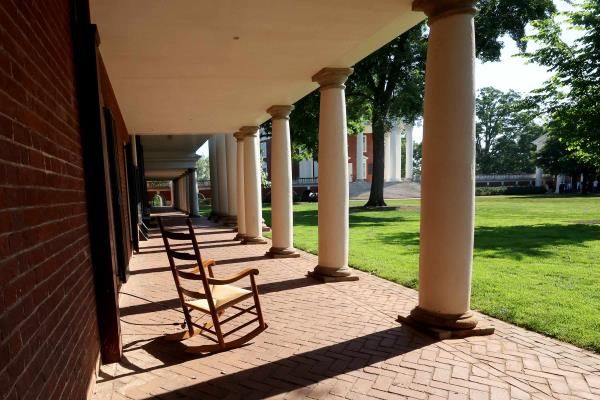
[312, 68, 353, 90]
[267, 105, 294, 120]
[239, 126, 259, 138]
[233, 131, 244, 141]
[412, 0, 476, 23]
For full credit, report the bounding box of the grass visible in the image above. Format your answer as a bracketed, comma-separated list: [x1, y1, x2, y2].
[263, 195, 600, 352]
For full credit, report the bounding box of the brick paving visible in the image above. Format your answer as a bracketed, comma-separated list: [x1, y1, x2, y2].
[93, 210, 600, 400]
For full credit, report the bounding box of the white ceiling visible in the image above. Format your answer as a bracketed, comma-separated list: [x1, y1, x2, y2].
[91, 0, 424, 135]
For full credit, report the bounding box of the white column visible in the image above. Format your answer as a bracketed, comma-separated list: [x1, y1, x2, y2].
[555, 174, 562, 194]
[266, 106, 299, 258]
[240, 126, 266, 244]
[209, 136, 220, 218]
[535, 167, 543, 187]
[405, 123, 414, 181]
[188, 168, 200, 217]
[310, 68, 357, 281]
[409, 0, 480, 330]
[216, 135, 229, 219]
[233, 132, 246, 239]
[225, 133, 237, 224]
[356, 132, 365, 181]
[390, 124, 402, 182]
[384, 132, 391, 182]
[299, 159, 312, 178]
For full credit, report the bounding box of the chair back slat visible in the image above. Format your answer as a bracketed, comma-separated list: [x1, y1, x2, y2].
[180, 287, 205, 299]
[162, 230, 194, 241]
[167, 249, 197, 261]
[177, 270, 202, 281]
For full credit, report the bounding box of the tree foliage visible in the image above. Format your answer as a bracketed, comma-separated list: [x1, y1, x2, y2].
[475, 0, 556, 61]
[267, 0, 557, 206]
[347, 24, 427, 207]
[195, 155, 210, 181]
[524, 0, 600, 170]
[475, 87, 542, 174]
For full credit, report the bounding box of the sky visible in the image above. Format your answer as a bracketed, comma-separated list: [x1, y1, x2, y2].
[199, 1, 578, 154]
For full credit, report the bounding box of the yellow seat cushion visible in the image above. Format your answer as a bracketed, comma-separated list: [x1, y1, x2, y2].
[186, 285, 252, 313]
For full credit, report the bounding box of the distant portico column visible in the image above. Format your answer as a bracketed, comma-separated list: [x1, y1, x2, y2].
[188, 168, 200, 217]
[240, 126, 267, 244]
[266, 105, 299, 258]
[233, 132, 246, 240]
[384, 132, 391, 182]
[225, 133, 238, 225]
[405, 123, 414, 181]
[209, 136, 220, 218]
[356, 132, 365, 181]
[310, 68, 358, 282]
[402, 0, 492, 335]
[216, 135, 229, 220]
[390, 124, 402, 182]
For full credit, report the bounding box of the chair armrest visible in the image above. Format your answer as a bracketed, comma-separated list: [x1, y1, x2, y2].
[207, 268, 259, 285]
[190, 259, 216, 273]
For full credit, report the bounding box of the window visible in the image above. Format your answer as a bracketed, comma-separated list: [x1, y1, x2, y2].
[363, 135, 367, 152]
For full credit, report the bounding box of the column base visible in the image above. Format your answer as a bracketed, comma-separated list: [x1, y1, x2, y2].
[221, 215, 237, 226]
[233, 232, 247, 241]
[241, 236, 268, 245]
[397, 306, 494, 340]
[208, 212, 223, 222]
[261, 220, 271, 233]
[307, 265, 359, 283]
[265, 247, 300, 259]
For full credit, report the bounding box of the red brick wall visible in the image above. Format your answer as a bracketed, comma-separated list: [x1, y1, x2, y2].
[0, 1, 100, 399]
[348, 135, 357, 181]
[347, 134, 374, 182]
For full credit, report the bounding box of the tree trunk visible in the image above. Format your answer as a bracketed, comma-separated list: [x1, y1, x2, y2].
[365, 114, 387, 207]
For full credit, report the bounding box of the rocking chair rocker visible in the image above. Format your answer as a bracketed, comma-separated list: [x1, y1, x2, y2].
[158, 217, 267, 353]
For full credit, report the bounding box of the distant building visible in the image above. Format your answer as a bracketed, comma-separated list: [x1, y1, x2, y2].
[261, 122, 415, 187]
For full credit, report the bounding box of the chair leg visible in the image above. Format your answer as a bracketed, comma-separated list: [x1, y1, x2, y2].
[209, 309, 225, 348]
[203, 310, 224, 330]
[165, 306, 197, 341]
[250, 275, 266, 328]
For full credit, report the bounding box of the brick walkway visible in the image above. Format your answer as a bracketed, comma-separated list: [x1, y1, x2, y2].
[93, 211, 600, 400]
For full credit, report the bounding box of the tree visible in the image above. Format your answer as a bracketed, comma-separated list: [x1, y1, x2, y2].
[524, 0, 600, 169]
[537, 135, 587, 177]
[475, 0, 556, 62]
[348, 25, 427, 207]
[475, 87, 542, 174]
[196, 156, 210, 181]
[279, 0, 556, 206]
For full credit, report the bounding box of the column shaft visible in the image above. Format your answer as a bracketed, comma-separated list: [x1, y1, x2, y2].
[209, 136, 220, 217]
[234, 133, 246, 239]
[356, 132, 365, 180]
[225, 134, 237, 224]
[390, 125, 402, 182]
[266, 106, 298, 258]
[310, 68, 356, 281]
[384, 132, 391, 182]
[412, 2, 479, 329]
[216, 135, 229, 218]
[405, 123, 414, 181]
[188, 168, 200, 217]
[241, 126, 266, 244]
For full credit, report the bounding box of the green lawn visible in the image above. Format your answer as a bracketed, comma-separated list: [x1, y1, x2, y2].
[263, 195, 600, 352]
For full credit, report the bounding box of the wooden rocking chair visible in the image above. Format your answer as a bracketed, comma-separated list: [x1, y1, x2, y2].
[158, 217, 267, 353]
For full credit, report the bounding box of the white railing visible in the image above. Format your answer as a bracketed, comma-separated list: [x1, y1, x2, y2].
[292, 177, 318, 186]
